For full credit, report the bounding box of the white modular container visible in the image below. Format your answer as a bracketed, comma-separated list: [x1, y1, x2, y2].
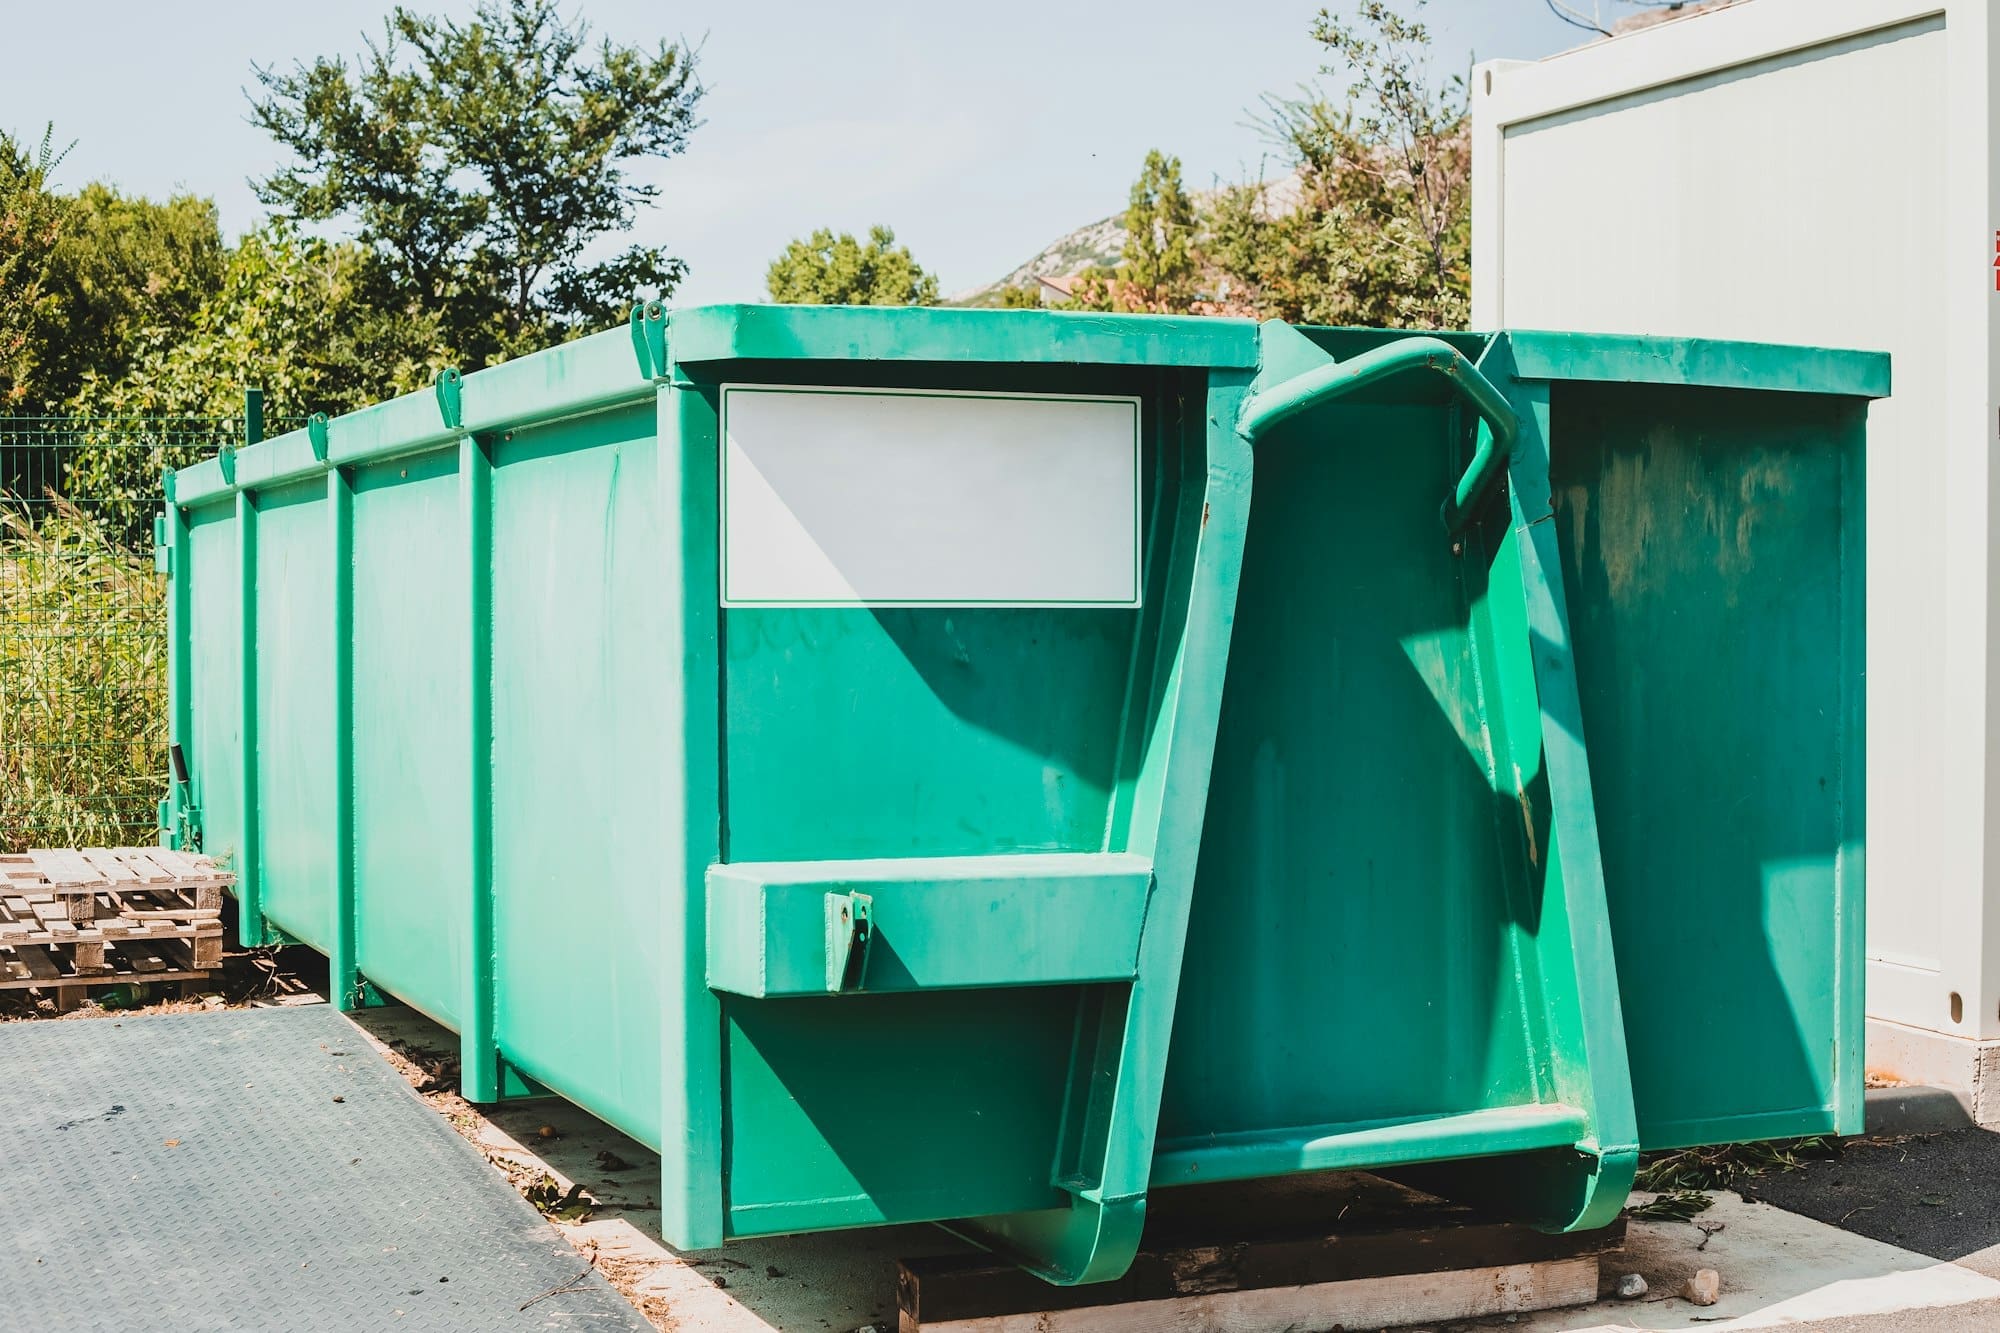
[1473, 0, 2000, 1112]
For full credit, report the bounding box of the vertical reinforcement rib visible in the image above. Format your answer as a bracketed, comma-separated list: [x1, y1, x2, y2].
[236, 489, 263, 945]
[328, 466, 358, 1008]
[462, 434, 498, 1101]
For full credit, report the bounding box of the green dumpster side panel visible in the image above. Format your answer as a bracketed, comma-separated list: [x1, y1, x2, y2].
[706, 365, 1209, 1247]
[185, 505, 243, 878]
[723, 603, 1135, 859]
[722, 987, 1079, 1232]
[719, 362, 1177, 863]
[351, 449, 469, 1029]
[1548, 382, 1866, 1147]
[252, 480, 335, 950]
[489, 403, 666, 1147]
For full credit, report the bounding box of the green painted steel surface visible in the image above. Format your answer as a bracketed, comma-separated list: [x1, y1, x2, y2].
[487, 403, 666, 1134]
[252, 479, 336, 952]
[163, 305, 1881, 1286]
[1546, 380, 1867, 1148]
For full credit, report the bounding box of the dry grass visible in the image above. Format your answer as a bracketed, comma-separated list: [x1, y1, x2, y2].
[1635, 1137, 1842, 1194]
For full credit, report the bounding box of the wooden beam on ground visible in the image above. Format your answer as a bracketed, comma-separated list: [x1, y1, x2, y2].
[897, 1173, 1624, 1333]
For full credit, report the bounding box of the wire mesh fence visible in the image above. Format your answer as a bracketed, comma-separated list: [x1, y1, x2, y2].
[1, 409, 290, 853]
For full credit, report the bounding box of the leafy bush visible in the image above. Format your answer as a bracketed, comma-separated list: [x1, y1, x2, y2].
[766, 225, 940, 306]
[0, 499, 165, 851]
[64, 223, 447, 543]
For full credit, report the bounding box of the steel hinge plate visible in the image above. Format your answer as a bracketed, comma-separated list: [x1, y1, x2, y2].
[824, 891, 873, 993]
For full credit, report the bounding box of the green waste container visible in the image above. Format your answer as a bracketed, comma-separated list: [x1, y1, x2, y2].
[160, 305, 1881, 1285]
[1156, 325, 1878, 1241]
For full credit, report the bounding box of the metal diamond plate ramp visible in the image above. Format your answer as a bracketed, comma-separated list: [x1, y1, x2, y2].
[0, 1005, 651, 1331]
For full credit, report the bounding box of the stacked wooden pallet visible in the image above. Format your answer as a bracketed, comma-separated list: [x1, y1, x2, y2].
[0, 847, 232, 1008]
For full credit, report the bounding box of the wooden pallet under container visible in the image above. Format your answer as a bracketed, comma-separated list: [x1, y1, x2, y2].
[0, 847, 232, 1010]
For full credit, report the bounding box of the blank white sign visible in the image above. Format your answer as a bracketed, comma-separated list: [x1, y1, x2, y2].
[719, 385, 1142, 608]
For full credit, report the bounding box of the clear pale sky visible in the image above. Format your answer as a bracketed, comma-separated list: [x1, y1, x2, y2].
[3, 0, 1600, 303]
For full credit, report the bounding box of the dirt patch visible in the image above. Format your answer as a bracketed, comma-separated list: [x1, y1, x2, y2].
[361, 1028, 613, 1209]
[596, 1251, 683, 1329]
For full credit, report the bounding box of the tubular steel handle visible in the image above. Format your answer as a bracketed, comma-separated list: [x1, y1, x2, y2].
[1237, 335, 1519, 535]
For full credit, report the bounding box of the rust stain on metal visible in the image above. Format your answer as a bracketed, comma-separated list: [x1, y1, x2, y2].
[1515, 765, 1540, 868]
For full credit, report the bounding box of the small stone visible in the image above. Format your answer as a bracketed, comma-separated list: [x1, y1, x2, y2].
[537, 1125, 558, 1140]
[1612, 1272, 1648, 1299]
[1684, 1268, 1720, 1306]
[331, 1095, 344, 1104]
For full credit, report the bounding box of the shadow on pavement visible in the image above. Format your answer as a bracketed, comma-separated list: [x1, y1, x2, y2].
[1747, 1126, 2000, 1262]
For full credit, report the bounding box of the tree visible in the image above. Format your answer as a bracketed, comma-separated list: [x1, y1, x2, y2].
[32, 185, 226, 409]
[66, 223, 450, 540]
[250, 0, 703, 361]
[1064, 150, 1201, 315]
[998, 282, 1045, 309]
[74, 222, 444, 421]
[1207, 1, 1471, 329]
[1116, 151, 1199, 312]
[1, 144, 231, 413]
[0, 125, 72, 407]
[1314, 1, 1469, 315]
[765, 226, 940, 306]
